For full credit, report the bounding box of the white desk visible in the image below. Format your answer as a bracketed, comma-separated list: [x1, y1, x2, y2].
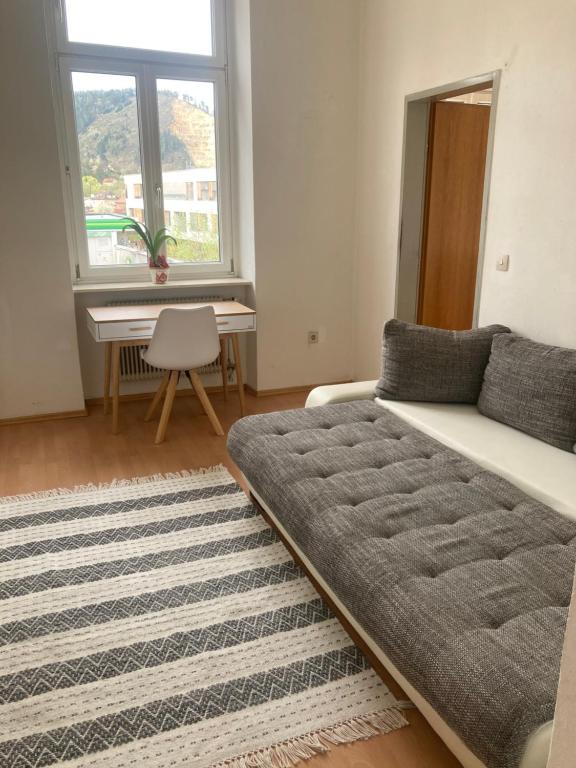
[86, 301, 256, 433]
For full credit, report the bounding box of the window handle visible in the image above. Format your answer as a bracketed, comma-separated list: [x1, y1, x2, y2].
[155, 185, 162, 208]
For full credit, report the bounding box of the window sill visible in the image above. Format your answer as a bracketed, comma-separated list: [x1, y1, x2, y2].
[72, 277, 252, 294]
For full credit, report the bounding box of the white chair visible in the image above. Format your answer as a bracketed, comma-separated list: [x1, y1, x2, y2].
[143, 306, 225, 444]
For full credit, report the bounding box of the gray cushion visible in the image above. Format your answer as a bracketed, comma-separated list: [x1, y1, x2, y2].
[228, 401, 576, 768]
[478, 333, 576, 453]
[375, 319, 510, 403]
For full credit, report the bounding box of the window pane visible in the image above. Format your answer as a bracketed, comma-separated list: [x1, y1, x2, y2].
[64, 0, 213, 57]
[156, 79, 220, 264]
[71, 72, 147, 267]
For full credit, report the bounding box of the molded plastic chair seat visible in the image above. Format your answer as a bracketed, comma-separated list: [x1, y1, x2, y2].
[142, 306, 225, 443]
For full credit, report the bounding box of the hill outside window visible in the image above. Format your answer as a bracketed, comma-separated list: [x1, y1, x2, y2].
[50, 0, 233, 282]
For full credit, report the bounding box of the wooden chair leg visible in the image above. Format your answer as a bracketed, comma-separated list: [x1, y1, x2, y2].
[154, 370, 179, 444]
[188, 370, 225, 436]
[145, 372, 170, 422]
[220, 336, 229, 401]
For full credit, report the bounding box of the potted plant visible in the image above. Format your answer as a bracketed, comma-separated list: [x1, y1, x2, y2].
[122, 220, 177, 284]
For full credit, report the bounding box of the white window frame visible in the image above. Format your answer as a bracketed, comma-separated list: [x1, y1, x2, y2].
[47, 0, 234, 283]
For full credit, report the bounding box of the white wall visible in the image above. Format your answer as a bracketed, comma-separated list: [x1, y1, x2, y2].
[0, 0, 85, 419]
[548, 566, 576, 766]
[10, 0, 575, 410]
[74, 0, 363, 399]
[0, 0, 362, 419]
[228, 0, 258, 387]
[354, 0, 576, 380]
[245, 0, 361, 390]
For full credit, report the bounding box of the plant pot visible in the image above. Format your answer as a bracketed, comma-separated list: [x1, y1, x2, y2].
[149, 267, 169, 285]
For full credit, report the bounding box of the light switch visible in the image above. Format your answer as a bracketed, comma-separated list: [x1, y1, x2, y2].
[496, 254, 510, 272]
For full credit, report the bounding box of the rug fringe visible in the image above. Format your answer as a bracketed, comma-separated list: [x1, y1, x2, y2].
[210, 707, 410, 768]
[0, 465, 231, 505]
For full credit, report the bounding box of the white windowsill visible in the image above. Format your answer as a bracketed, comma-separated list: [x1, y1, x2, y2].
[72, 277, 252, 294]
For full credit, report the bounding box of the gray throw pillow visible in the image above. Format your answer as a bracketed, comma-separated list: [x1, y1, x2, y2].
[478, 334, 576, 453]
[375, 320, 510, 403]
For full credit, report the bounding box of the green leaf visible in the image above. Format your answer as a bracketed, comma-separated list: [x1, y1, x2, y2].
[152, 227, 176, 253]
[155, 233, 178, 249]
[122, 219, 154, 255]
[122, 219, 176, 266]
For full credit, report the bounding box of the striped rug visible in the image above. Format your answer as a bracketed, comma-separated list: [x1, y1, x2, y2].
[0, 466, 409, 768]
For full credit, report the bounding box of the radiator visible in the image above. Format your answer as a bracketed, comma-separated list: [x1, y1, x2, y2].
[107, 296, 236, 383]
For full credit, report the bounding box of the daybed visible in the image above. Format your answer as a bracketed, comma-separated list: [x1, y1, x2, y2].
[228, 383, 576, 768]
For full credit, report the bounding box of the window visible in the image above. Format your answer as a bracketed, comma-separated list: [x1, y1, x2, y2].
[157, 78, 220, 264]
[197, 181, 217, 201]
[63, 0, 213, 57]
[70, 72, 145, 267]
[52, 0, 232, 282]
[190, 213, 209, 232]
[173, 211, 187, 231]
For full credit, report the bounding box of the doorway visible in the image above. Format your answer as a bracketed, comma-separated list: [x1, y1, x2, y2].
[396, 74, 499, 330]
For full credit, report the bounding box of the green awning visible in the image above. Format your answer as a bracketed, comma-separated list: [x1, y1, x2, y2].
[85, 215, 135, 232]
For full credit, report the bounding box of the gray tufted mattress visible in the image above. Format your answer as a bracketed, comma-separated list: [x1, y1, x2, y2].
[227, 401, 576, 768]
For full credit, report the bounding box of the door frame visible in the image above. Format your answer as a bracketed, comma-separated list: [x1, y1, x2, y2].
[394, 71, 501, 327]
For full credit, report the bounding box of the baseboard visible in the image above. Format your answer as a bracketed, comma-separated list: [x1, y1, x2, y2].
[0, 409, 88, 427]
[244, 385, 312, 398]
[2, 380, 350, 423]
[85, 384, 238, 407]
[245, 380, 352, 398]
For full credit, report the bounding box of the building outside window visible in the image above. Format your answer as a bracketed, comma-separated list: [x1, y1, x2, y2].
[50, 0, 232, 281]
[173, 211, 187, 231]
[197, 181, 217, 201]
[190, 212, 210, 232]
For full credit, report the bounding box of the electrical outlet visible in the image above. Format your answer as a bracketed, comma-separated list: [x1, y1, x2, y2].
[308, 331, 319, 344]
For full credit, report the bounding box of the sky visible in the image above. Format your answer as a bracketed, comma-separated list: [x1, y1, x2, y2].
[65, 0, 213, 56]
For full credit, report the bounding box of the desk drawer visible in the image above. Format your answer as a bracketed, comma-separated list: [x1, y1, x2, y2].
[96, 313, 255, 340]
[99, 320, 157, 340]
[216, 314, 256, 333]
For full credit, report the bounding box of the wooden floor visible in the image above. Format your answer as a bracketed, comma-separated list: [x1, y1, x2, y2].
[0, 390, 462, 768]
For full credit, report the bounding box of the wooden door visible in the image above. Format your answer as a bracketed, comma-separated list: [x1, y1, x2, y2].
[417, 101, 490, 330]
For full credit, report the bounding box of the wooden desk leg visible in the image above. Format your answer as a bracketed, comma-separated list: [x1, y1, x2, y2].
[103, 342, 112, 415]
[111, 341, 121, 435]
[220, 336, 229, 401]
[231, 333, 246, 417]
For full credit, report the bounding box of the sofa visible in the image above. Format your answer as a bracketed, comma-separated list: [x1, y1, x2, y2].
[227, 324, 576, 768]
